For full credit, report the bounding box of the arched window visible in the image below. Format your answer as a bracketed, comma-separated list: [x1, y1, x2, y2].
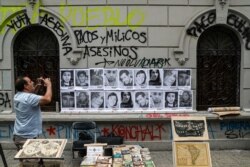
[14, 26, 59, 111]
[197, 26, 241, 110]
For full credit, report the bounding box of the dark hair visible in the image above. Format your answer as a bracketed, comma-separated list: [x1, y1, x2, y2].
[136, 70, 146, 84]
[119, 70, 129, 78]
[165, 92, 178, 107]
[120, 92, 133, 108]
[77, 71, 87, 78]
[107, 92, 118, 106]
[15, 76, 27, 91]
[135, 92, 146, 104]
[149, 69, 161, 85]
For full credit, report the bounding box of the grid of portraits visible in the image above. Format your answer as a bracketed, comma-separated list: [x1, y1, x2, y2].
[60, 68, 193, 112]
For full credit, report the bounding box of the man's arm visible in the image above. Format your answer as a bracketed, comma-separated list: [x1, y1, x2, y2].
[39, 78, 52, 105]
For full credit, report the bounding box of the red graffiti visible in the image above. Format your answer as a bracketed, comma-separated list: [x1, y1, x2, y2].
[46, 126, 56, 136]
[101, 123, 166, 141]
[145, 113, 189, 119]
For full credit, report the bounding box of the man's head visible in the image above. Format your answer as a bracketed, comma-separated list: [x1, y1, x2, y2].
[135, 92, 147, 107]
[62, 92, 74, 107]
[15, 76, 34, 93]
[151, 92, 163, 104]
[105, 70, 117, 82]
[77, 71, 87, 83]
[178, 70, 190, 86]
[119, 70, 131, 85]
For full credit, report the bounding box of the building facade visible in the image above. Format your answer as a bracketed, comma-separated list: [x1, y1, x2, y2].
[0, 0, 250, 149]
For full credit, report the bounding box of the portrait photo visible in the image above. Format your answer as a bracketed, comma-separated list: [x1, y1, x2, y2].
[178, 69, 191, 87]
[134, 91, 149, 109]
[105, 91, 119, 109]
[163, 69, 178, 87]
[149, 91, 164, 109]
[76, 91, 89, 109]
[148, 69, 162, 88]
[120, 91, 134, 109]
[118, 69, 134, 88]
[90, 68, 104, 89]
[60, 69, 74, 88]
[90, 91, 104, 109]
[165, 91, 178, 109]
[61, 91, 75, 109]
[179, 90, 193, 108]
[75, 69, 89, 89]
[134, 69, 148, 89]
[104, 69, 118, 89]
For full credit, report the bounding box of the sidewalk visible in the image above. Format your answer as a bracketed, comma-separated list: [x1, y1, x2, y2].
[1, 149, 250, 167]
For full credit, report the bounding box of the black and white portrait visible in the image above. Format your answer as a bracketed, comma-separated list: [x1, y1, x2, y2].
[104, 69, 118, 89]
[75, 69, 89, 89]
[134, 69, 148, 89]
[165, 91, 178, 109]
[90, 91, 104, 109]
[179, 90, 192, 108]
[148, 69, 162, 88]
[149, 91, 164, 109]
[163, 69, 177, 87]
[134, 91, 149, 109]
[60, 69, 74, 88]
[105, 91, 119, 109]
[178, 70, 191, 87]
[90, 68, 104, 89]
[120, 91, 134, 109]
[118, 69, 133, 88]
[76, 91, 89, 109]
[61, 91, 75, 109]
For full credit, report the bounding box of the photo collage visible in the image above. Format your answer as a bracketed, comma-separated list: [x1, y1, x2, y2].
[60, 68, 193, 113]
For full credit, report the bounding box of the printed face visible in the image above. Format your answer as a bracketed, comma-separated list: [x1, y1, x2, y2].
[120, 72, 130, 85]
[78, 92, 87, 101]
[78, 73, 87, 83]
[178, 72, 189, 86]
[106, 70, 117, 82]
[108, 95, 117, 107]
[151, 92, 162, 103]
[122, 92, 131, 103]
[136, 72, 146, 85]
[167, 93, 176, 104]
[150, 70, 159, 80]
[62, 71, 71, 83]
[92, 94, 104, 107]
[164, 71, 176, 86]
[62, 94, 74, 107]
[182, 91, 190, 101]
[136, 94, 146, 107]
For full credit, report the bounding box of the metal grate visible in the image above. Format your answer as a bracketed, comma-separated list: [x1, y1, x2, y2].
[14, 26, 60, 111]
[197, 26, 241, 110]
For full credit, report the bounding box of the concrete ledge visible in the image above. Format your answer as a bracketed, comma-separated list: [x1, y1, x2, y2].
[1, 111, 250, 122]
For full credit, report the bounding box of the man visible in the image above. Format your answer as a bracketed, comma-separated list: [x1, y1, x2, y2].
[104, 69, 117, 87]
[178, 70, 191, 86]
[119, 70, 133, 86]
[61, 92, 75, 108]
[150, 92, 163, 108]
[13, 76, 52, 150]
[135, 92, 149, 108]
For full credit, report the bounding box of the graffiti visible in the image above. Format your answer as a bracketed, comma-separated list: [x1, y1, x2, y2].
[101, 123, 166, 141]
[187, 11, 250, 50]
[227, 13, 250, 50]
[186, 12, 216, 37]
[0, 92, 12, 109]
[40, 13, 72, 56]
[145, 113, 189, 119]
[6, 13, 31, 31]
[220, 120, 250, 139]
[75, 28, 170, 68]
